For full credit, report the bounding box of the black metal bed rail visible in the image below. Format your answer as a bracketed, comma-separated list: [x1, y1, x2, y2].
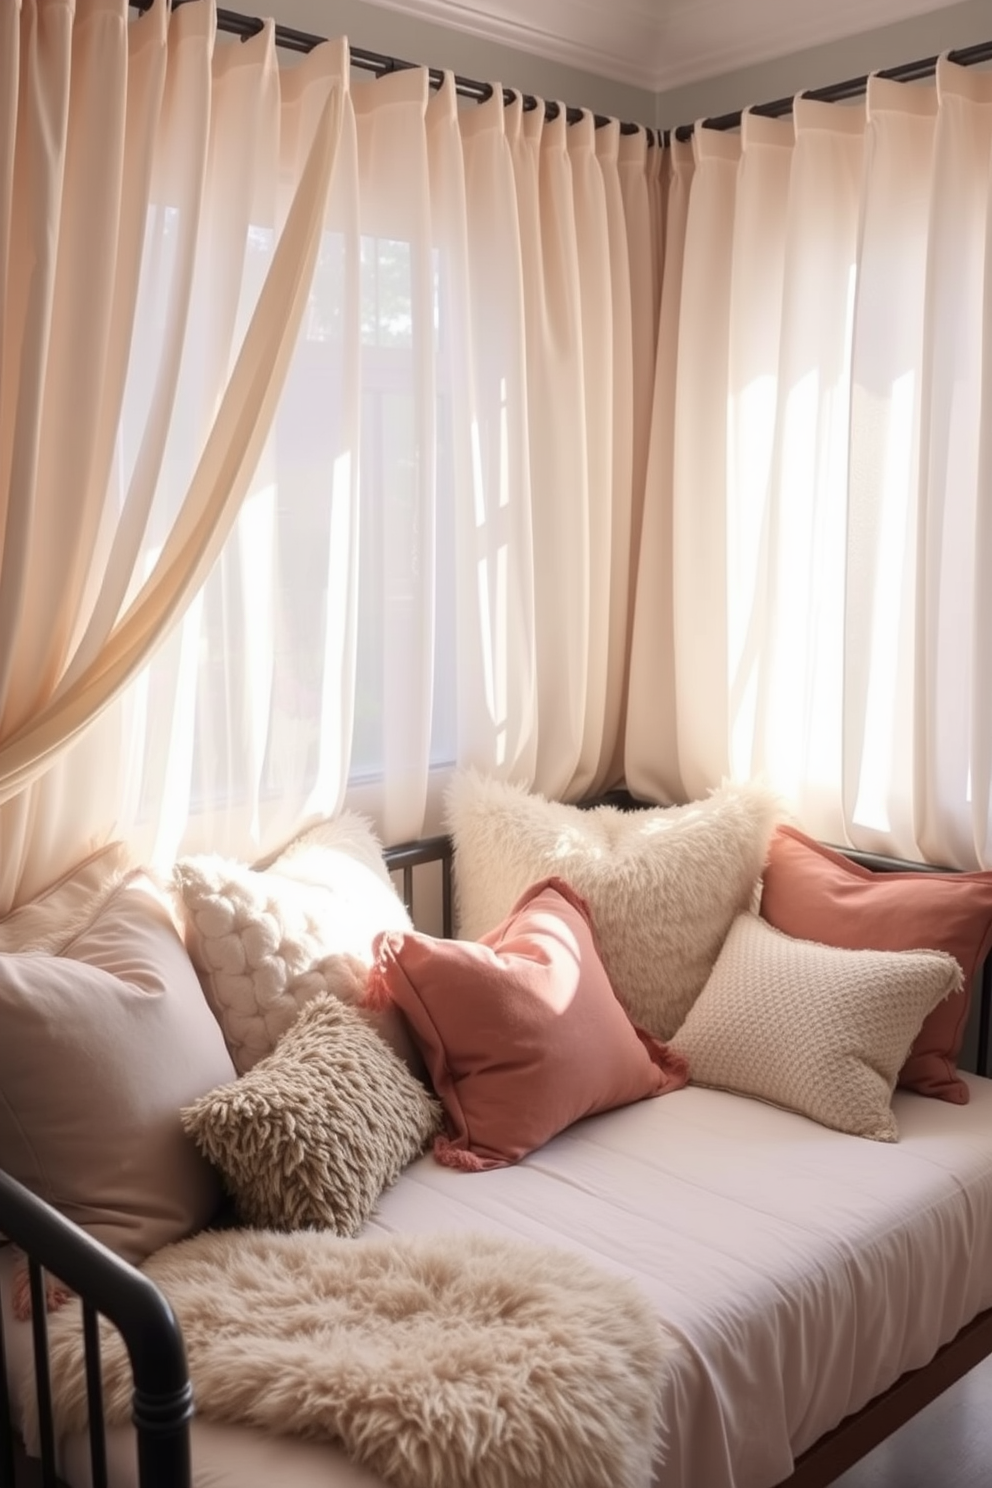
[0, 1171, 192, 1488]
[384, 834, 453, 939]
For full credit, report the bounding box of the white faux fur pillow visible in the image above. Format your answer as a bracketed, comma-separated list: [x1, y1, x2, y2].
[174, 812, 415, 1074]
[445, 772, 782, 1041]
[669, 913, 963, 1141]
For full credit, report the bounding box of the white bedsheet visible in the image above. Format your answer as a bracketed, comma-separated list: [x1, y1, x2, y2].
[5, 1076, 992, 1488]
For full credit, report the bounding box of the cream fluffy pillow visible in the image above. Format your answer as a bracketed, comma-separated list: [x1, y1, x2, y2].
[174, 812, 415, 1074]
[181, 994, 442, 1234]
[669, 913, 963, 1141]
[446, 772, 781, 1040]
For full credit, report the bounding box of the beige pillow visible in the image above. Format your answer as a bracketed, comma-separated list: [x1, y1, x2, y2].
[669, 913, 963, 1141]
[174, 811, 415, 1074]
[445, 771, 782, 1040]
[0, 874, 236, 1263]
[181, 994, 442, 1234]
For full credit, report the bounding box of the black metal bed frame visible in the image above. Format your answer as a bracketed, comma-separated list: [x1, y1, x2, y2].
[1, 819, 990, 1488]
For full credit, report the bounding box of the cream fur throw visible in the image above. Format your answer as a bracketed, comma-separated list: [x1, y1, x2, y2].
[446, 771, 783, 1040]
[27, 1228, 672, 1488]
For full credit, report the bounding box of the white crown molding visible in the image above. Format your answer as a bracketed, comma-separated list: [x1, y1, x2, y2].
[353, 0, 669, 90]
[351, 0, 969, 93]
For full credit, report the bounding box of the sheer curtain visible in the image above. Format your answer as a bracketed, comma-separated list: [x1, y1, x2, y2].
[627, 58, 992, 869]
[2, 0, 666, 906]
[0, 0, 345, 911]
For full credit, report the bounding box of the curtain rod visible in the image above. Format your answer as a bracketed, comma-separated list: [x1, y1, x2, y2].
[209, 5, 653, 141]
[671, 38, 992, 142]
[149, 5, 992, 148]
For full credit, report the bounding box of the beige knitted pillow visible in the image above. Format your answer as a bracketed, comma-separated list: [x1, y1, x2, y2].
[669, 913, 963, 1141]
[181, 994, 442, 1234]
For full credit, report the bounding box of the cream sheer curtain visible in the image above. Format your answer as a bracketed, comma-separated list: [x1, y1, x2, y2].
[627, 58, 992, 870]
[15, 5, 988, 902]
[1, 0, 665, 908]
[0, 0, 345, 912]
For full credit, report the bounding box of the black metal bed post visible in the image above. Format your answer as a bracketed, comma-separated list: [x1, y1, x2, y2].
[0, 1172, 193, 1488]
[384, 835, 454, 937]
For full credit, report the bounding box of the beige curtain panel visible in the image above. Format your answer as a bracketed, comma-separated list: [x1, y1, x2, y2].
[0, 0, 344, 910]
[5, 3, 992, 914]
[627, 59, 992, 869]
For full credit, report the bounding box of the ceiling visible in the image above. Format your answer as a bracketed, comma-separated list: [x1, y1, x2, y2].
[350, 0, 967, 93]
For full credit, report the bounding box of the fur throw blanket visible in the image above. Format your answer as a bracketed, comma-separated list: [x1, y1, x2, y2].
[25, 1228, 673, 1488]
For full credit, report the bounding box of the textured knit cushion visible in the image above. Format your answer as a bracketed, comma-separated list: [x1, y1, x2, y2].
[368, 877, 689, 1171]
[0, 874, 235, 1263]
[669, 913, 963, 1141]
[174, 811, 415, 1074]
[181, 993, 442, 1233]
[446, 771, 781, 1040]
[759, 825, 992, 1103]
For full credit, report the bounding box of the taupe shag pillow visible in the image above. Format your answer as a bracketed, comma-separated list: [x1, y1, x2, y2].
[181, 994, 442, 1233]
[669, 913, 963, 1141]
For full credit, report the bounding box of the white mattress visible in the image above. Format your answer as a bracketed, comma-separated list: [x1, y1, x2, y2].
[5, 1076, 992, 1488]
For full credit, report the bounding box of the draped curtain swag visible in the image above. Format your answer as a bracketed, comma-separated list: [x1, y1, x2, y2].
[3, 1, 992, 916]
[0, 0, 345, 908]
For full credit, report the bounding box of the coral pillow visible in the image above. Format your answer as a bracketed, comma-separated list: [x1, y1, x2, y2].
[368, 877, 688, 1171]
[759, 825, 992, 1103]
[445, 771, 781, 1041]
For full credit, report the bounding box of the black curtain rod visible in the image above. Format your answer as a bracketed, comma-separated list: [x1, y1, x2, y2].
[670, 38, 992, 143]
[148, 5, 992, 149]
[209, 5, 652, 141]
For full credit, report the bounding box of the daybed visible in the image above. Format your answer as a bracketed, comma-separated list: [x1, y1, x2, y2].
[2, 777, 992, 1488]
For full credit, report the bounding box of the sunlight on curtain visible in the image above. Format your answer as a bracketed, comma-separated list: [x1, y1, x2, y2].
[144, 65, 665, 851]
[0, 0, 344, 910]
[845, 75, 935, 859]
[628, 60, 992, 867]
[625, 137, 693, 805]
[16, 6, 992, 890]
[1, 0, 666, 902]
[670, 125, 740, 801]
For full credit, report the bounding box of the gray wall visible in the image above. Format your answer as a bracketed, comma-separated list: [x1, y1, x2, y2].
[262, 0, 992, 136]
[263, 0, 655, 126]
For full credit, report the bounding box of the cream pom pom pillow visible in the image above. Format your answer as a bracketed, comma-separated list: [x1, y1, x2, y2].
[445, 772, 782, 1041]
[174, 812, 416, 1074]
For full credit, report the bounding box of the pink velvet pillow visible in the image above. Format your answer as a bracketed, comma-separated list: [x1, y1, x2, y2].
[759, 825, 992, 1103]
[368, 877, 688, 1170]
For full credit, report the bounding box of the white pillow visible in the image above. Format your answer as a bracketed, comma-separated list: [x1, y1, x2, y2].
[445, 772, 781, 1040]
[174, 812, 415, 1074]
[669, 913, 963, 1141]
